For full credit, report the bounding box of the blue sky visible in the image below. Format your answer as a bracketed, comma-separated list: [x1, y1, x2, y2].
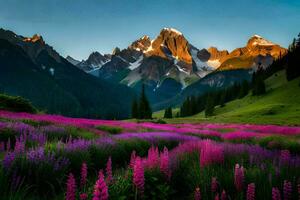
[0, 0, 299, 60]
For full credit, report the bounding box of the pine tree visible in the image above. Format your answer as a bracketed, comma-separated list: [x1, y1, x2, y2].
[139, 84, 152, 119]
[205, 94, 215, 117]
[164, 107, 172, 118]
[252, 63, 266, 96]
[239, 81, 249, 98]
[131, 98, 139, 119]
[219, 91, 226, 107]
[286, 34, 300, 81]
[190, 96, 197, 115]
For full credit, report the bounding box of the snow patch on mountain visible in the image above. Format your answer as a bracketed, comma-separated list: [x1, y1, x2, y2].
[163, 27, 183, 36]
[144, 40, 154, 53]
[190, 48, 214, 70]
[175, 64, 189, 74]
[207, 59, 221, 68]
[129, 55, 143, 70]
[250, 35, 274, 46]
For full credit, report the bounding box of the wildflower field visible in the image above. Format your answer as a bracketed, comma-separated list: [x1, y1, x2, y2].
[0, 110, 300, 200]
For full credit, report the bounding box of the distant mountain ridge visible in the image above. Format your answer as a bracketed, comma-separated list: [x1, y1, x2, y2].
[216, 35, 287, 70]
[0, 28, 135, 119]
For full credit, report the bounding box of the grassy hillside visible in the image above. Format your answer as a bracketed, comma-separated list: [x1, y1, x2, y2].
[154, 70, 300, 125]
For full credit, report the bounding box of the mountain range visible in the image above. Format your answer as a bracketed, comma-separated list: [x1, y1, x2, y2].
[0, 27, 287, 117]
[66, 28, 287, 109]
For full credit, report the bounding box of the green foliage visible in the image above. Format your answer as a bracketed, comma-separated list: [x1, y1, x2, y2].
[109, 171, 134, 200]
[0, 127, 17, 144]
[258, 136, 300, 153]
[144, 169, 173, 199]
[96, 125, 123, 134]
[6, 155, 69, 198]
[154, 119, 167, 124]
[21, 119, 52, 127]
[0, 94, 37, 113]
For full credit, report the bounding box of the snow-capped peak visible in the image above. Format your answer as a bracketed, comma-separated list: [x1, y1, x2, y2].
[141, 35, 150, 40]
[249, 35, 274, 46]
[162, 27, 183, 35]
[253, 34, 263, 38]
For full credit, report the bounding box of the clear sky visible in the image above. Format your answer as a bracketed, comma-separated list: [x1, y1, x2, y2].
[0, 0, 299, 60]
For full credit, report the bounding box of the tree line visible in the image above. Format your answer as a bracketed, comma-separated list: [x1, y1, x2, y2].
[131, 84, 152, 119]
[179, 80, 251, 118]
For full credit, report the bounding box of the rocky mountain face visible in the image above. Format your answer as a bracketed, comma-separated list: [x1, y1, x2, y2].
[129, 35, 151, 51]
[145, 28, 193, 67]
[65, 28, 211, 108]
[0, 29, 62, 64]
[206, 47, 229, 68]
[66, 56, 80, 66]
[66, 51, 111, 76]
[216, 35, 287, 70]
[0, 28, 135, 119]
[64, 29, 287, 110]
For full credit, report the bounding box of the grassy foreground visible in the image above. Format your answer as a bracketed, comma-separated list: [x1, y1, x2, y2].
[154, 71, 300, 125]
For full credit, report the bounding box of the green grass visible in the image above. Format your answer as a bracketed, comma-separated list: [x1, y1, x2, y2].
[154, 71, 300, 125]
[96, 125, 123, 134]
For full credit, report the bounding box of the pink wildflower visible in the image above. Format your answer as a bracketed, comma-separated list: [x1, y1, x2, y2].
[280, 150, 291, 165]
[246, 183, 255, 200]
[133, 156, 144, 195]
[93, 171, 109, 200]
[234, 164, 245, 192]
[221, 190, 227, 200]
[272, 187, 281, 200]
[215, 193, 220, 200]
[129, 150, 136, 169]
[194, 187, 201, 200]
[160, 147, 170, 179]
[283, 180, 292, 200]
[80, 162, 88, 188]
[66, 173, 76, 200]
[298, 182, 300, 200]
[211, 177, 219, 193]
[200, 141, 224, 168]
[106, 157, 112, 184]
[7, 138, 11, 151]
[80, 193, 88, 200]
[146, 146, 159, 169]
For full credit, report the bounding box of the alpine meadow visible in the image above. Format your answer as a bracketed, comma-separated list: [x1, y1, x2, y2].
[0, 0, 300, 199]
